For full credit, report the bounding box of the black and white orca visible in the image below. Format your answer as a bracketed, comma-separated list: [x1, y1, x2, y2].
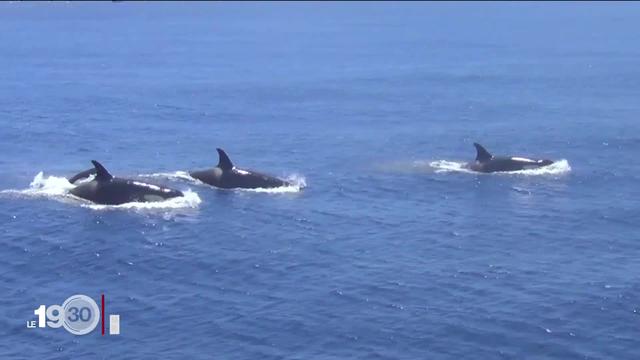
[467, 143, 554, 173]
[70, 160, 183, 205]
[189, 148, 291, 189]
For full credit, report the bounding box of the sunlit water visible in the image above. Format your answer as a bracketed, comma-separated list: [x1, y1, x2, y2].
[1, 2, 639, 359]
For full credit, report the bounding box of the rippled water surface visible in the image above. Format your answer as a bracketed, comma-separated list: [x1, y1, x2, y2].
[1, 2, 639, 359]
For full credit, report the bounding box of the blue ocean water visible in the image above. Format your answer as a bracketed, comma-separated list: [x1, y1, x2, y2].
[1, 2, 639, 359]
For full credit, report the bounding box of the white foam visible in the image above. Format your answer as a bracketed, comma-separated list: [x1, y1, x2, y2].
[428, 160, 476, 174]
[1, 172, 201, 210]
[429, 159, 571, 176]
[0, 172, 75, 197]
[138, 171, 197, 182]
[83, 189, 201, 210]
[237, 174, 307, 193]
[504, 159, 571, 175]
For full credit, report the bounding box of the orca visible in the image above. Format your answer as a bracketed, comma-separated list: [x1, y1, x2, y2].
[467, 143, 554, 173]
[69, 160, 184, 205]
[189, 148, 291, 189]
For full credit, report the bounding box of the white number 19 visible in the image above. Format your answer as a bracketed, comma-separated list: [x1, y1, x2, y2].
[33, 305, 65, 328]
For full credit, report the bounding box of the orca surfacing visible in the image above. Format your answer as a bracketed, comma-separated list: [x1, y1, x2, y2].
[70, 161, 183, 205]
[189, 148, 291, 189]
[467, 143, 554, 173]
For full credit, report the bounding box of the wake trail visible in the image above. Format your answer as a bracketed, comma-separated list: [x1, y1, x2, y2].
[428, 159, 571, 176]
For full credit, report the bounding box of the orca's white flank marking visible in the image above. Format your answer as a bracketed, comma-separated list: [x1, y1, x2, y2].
[510, 157, 536, 163]
[132, 181, 163, 191]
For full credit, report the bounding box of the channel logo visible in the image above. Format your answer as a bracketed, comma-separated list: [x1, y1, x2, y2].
[26, 294, 120, 336]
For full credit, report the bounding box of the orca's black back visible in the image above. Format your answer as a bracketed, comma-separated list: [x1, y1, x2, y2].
[70, 178, 183, 205]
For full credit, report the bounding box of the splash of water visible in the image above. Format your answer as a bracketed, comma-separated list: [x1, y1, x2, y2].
[0, 172, 75, 197]
[505, 159, 571, 175]
[82, 189, 201, 210]
[429, 159, 571, 175]
[428, 160, 476, 174]
[138, 171, 197, 182]
[238, 174, 307, 193]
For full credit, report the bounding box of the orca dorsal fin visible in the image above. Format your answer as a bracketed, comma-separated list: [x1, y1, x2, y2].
[91, 160, 113, 181]
[216, 148, 234, 170]
[473, 143, 493, 162]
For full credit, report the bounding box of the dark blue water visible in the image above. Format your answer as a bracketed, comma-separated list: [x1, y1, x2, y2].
[1, 2, 639, 359]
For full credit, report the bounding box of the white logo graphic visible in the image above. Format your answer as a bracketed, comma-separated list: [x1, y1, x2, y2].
[27, 294, 120, 336]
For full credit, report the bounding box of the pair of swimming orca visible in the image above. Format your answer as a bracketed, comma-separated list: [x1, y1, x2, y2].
[66, 144, 555, 205]
[68, 148, 291, 205]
